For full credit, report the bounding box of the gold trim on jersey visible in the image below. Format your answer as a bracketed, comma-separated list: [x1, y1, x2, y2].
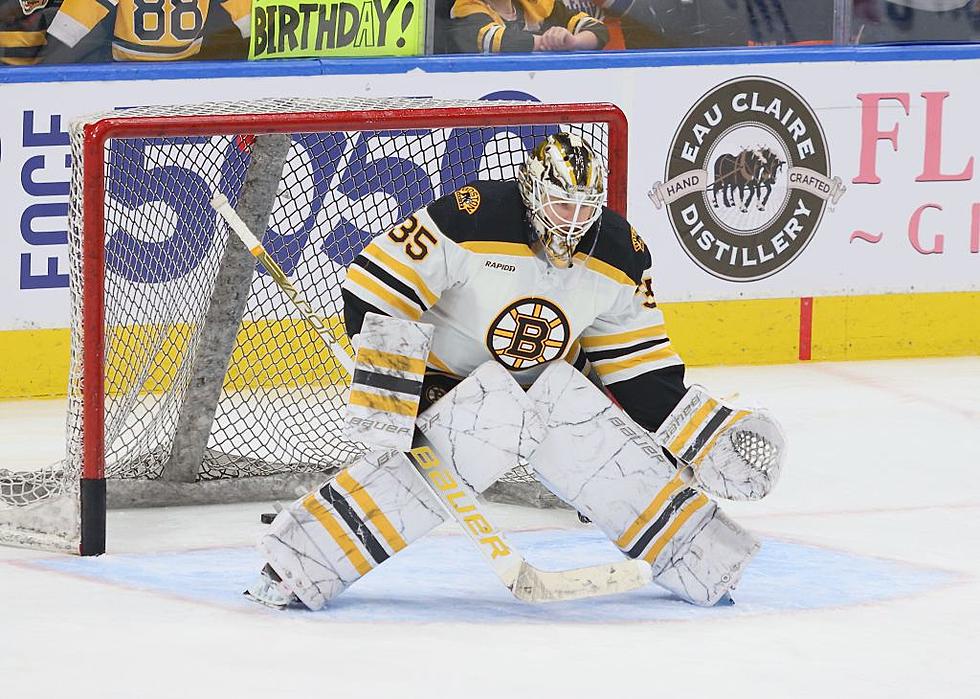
[592, 345, 678, 377]
[580, 324, 667, 349]
[0, 31, 46, 47]
[572, 252, 634, 286]
[335, 470, 408, 553]
[346, 267, 423, 321]
[302, 494, 372, 575]
[566, 11, 589, 33]
[426, 352, 458, 376]
[460, 241, 534, 257]
[362, 243, 439, 307]
[112, 39, 202, 61]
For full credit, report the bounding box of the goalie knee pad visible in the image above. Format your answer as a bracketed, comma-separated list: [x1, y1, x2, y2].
[526, 362, 758, 606]
[655, 386, 786, 501]
[259, 448, 446, 610]
[418, 360, 546, 492]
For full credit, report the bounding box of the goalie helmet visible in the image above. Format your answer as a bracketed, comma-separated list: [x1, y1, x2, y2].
[518, 133, 606, 268]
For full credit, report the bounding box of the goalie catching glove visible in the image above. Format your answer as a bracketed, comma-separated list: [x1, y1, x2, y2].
[655, 386, 786, 501]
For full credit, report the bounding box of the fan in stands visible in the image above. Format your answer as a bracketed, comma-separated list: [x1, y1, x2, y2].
[247, 133, 787, 609]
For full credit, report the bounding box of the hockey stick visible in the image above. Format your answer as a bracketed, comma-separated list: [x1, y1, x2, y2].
[211, 194, 652, 602]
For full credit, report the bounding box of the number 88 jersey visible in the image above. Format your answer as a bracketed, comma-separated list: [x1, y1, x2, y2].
[48, 0, 248, 60]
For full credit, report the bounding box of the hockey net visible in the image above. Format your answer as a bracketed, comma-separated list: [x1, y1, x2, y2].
[0, 96, 627, 554]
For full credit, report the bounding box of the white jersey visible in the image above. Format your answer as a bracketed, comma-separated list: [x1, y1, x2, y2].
[341, 180, 686, 429]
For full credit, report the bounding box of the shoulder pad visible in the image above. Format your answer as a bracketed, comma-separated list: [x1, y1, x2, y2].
[584, 208, 650, 285]
[426, 181, 530, 246]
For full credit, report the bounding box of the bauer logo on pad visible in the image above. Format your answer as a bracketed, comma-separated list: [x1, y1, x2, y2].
[344, 313, 434, 452]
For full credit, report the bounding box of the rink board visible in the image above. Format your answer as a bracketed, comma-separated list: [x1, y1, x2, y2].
[25, 529, 957, 623]
[4, 45, 980, 399]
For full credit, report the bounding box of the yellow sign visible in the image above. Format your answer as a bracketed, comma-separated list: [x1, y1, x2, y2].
[250, 0, 426, 59]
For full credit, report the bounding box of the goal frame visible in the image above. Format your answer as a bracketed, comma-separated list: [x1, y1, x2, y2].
[77, 101, 629, 556]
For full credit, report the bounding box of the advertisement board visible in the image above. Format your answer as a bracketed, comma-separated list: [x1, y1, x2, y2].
[1, 47, 977, 395]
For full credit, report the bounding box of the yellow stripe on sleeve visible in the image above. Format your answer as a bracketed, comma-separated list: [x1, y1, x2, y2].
[566, 11, 588, 32]
[61, 0, 111, 31]
[642, 494, 710, 564]
[336, 470, 408, 553]
[491, 26, 504, 52]
[667, 398, 719, 454]
[427, 352, 457, 375]
[356, 348, 427, 375]
[0, 31, 46, 47]
[580, 324, 667, 349]
[572, 253, 635, 286]
[615, 474, 687, 549]
[302, 494, 372, 576]
[593, 346, 679, 377]
[346, 267, 423, 320]
[362, 243, 439, 307]
[348, 389, 420, 417]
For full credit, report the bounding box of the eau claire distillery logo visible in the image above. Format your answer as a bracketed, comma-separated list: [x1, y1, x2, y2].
[650, 76, 846, 282]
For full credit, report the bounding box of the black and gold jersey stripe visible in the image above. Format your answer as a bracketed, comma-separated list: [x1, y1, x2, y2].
[0, 0, 58, 65]
[47, 0, 248, 61]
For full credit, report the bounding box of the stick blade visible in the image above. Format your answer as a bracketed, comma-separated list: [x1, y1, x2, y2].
[509, 559, 652, 603]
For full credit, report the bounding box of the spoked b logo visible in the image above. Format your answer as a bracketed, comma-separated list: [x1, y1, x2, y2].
[650, 77, 845, 281]
[486, 297, 569, 370]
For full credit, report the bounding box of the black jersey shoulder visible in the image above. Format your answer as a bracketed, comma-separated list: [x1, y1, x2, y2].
[578, 208, 651, 285]
[426, 180, 530, 246]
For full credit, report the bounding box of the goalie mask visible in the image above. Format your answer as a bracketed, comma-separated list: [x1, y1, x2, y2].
[518, 133, 606, 268]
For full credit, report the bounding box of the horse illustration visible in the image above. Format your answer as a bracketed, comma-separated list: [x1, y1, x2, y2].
[711, 147, 785, 212]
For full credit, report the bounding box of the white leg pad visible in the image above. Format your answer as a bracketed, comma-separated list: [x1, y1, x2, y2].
[652, 506, 760, 606]
[258, 362, 544, 609]
[526, 361, 759, 606]
[418, 360, 546, 493]
[258, 448, 446, 610]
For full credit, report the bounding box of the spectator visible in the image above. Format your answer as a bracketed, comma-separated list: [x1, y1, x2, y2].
[852, 0, 980, 43]
[40, 0, 249, 63]
[448, 0, 609, 53]
[1, 0, 60, 65]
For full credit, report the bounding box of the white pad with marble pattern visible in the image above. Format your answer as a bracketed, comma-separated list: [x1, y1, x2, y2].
[526, 361, 759, 606]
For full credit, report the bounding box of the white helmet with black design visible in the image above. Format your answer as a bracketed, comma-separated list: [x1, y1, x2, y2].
[518, 132, 606, 268]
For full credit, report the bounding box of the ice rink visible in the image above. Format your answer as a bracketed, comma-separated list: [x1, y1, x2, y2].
[1, 357, 978, 698]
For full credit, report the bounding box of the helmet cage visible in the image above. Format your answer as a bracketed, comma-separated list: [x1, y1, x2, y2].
[528, 179, 604, 267]
[518, 134, 606, 268]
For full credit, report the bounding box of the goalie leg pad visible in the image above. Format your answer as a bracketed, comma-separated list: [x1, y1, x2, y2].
[655, 386, 786, 501]
[259, 362, 543, 609]
[417, 360, 546, 493]
[526, 361, 758, 606]
[259, 448, 446, 610]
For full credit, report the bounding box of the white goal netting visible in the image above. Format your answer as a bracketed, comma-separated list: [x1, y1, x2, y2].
[0, 96, 623, 553]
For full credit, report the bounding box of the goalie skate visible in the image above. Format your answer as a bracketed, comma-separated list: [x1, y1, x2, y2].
[244, 564, 303, 610]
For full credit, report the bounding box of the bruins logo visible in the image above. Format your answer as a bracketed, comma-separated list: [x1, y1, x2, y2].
[454, 186, 481, 215]
[486, 297, 569, 370]
[630, 227, 645, 253]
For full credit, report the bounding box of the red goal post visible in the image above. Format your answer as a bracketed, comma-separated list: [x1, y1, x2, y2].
[1, 97, 628, 556]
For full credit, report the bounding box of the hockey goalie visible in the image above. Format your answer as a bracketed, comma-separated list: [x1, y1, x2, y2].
[246, 133, 786, 609]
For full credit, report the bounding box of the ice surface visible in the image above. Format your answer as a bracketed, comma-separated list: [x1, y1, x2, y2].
[1, 358, 978, 698]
